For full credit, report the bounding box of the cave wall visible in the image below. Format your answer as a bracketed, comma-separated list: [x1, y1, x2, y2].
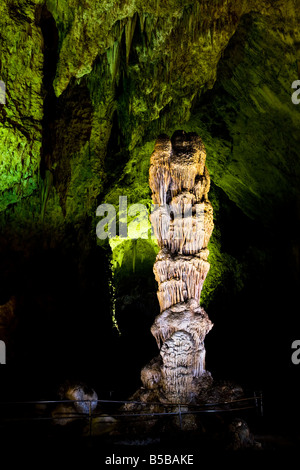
[0, 0, 300, 401]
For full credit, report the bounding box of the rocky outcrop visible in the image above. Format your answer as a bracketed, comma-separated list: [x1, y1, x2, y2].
[58, 381, 98, 414]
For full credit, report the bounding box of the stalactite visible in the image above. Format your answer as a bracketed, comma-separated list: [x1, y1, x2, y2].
[139, 11, 146, 34]
[106, 40, 120, 83]
[144, 14, 158, 47]
[125, 13, 138, 66]
[40, 169, 53, 222]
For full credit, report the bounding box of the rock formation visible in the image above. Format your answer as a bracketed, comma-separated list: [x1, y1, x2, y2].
[58, 381, 98, 414]
[50, 381, 117, 436]
[138, 131, 214, 404]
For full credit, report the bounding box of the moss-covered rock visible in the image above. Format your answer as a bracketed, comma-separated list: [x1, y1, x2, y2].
[0, 0, 44, 211]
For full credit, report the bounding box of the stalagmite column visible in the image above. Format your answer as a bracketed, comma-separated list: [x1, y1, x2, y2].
[142, 131, 214, 404]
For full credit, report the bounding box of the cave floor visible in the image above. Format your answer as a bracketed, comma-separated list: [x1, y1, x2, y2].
[1, 417, 300, 464]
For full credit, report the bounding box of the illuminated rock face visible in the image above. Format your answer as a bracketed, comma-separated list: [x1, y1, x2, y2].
[142, 131, 214, 403]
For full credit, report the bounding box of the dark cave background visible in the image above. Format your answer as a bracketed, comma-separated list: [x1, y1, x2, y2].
[0, 0, 300, 436]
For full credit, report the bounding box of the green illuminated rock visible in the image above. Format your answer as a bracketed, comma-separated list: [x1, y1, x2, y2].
[0, 0, 44, 210]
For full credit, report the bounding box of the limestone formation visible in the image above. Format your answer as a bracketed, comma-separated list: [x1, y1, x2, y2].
[58, 381, 98, 414]
[141, 131, 214, 404]
[153, 249, 210, 311]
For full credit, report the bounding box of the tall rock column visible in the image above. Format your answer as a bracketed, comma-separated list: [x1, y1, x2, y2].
[142, 131, 214, 404]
